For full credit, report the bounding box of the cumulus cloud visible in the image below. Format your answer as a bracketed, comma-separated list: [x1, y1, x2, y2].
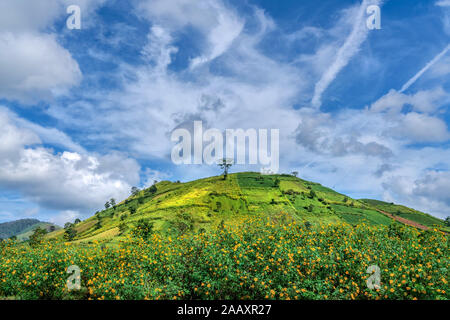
[388, 112, 450, 143]
[0, 32, 81, 103]
[294, 109, 393, 158]
[383, 170, 450, 219]
[0, 0, 106, 103]
[49, 210, 81, 226]
[0, 109, 141, 213]
[370, 88, 449, 114]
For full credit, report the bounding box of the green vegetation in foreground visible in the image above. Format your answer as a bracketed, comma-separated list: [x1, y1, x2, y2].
[0, 217, 448, 300]
[42, 172, 447, 244]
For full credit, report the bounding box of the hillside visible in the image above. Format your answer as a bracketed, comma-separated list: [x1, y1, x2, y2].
[0, 219, 59, 240]
[46, 172, 447, 243]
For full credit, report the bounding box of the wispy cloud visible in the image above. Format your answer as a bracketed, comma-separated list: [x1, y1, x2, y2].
[311, 0, 381, 108]
[400, 44, 450, 93]
[436, 0, 450, 7]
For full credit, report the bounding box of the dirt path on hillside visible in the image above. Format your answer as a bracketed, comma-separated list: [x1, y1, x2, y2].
[375, 209, 429, 231]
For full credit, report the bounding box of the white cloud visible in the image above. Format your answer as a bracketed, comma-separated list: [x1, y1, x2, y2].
[138, 0, 244, 68]
[0, 32, 81, 103]
[0, 109, 141, 214]
[389, 112, 450, 143]
[49, 210, 81, 226]
[436, 0, 450, 7]
[370, 87, 448, 114]
[383, 169, 450, 219]
[0, 0, 106, 103]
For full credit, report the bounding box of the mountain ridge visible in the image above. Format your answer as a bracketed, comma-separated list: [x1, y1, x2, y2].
[0, 218, 59, 240]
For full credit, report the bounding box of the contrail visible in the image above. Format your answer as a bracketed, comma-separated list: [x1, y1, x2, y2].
[311, 0, 382, 108]
[400, 43, 450, 93]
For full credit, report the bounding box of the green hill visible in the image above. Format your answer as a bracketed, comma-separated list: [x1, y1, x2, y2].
[47, 172, 447, 243]
[359, 199, 449, 232]
[0, 219, 59, 240]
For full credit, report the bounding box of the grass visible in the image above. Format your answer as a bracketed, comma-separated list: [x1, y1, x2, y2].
[42, 172, 446, 243]
[360, 199, 447, 230]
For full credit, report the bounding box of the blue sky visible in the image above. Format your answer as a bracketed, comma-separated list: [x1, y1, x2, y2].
[0, 0, 450, 225]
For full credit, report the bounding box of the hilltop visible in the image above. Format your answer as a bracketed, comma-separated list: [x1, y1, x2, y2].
[46, 172, 449, 242]
[0, 219, 59, 240]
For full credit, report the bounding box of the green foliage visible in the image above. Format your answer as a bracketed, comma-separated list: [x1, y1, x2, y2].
[129, 206, 137, 215]
[1, 219, 448, 300]
[169, 212, 194, 234]
[132, 219, 154, 240]
[273, 178, 280, 188]
[131, 186, 140, 196]
[148, 185, 157, 194]
[0, 219, 42, 239]
[95, 218, 102, 230]
[47, 172, 446, 243]
[28, 227, 47, 247]
[118, 223, 127, 235]
[63, 226, 77, 242]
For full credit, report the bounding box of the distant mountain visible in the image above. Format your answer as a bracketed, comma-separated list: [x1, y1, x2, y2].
[0, 219, 59, 240]
[46, 172, 448, 243]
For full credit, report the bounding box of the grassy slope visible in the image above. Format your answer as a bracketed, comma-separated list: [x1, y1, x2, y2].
[46, 172, 428, 243]
[16, 222, 60, 241]
[359, 199, 448, 232]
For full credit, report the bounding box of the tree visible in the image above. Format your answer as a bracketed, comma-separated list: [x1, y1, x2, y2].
[131, 186, 140, 196]
[118, 223, 127, 235]
[64, 226, 77, 241]
[29, 227, 47, 247]
[309, 190, 316, 199]
[95, 217, 102, 230]
[148, 184, 157, 194]
[445, 216, 450, 227]
[129, 206, 137, 215]
[74, 218, 81, 224]
[132, 219, 154, 240]
[105, 201, 110, 210]
[49, 225, 56, 232]
[110, 198, 116, 208]
[218, 158, 233, 180]
[273, 178, 280, 188]
[291, 171, 298, 177]
[64, 222, 74, 230]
